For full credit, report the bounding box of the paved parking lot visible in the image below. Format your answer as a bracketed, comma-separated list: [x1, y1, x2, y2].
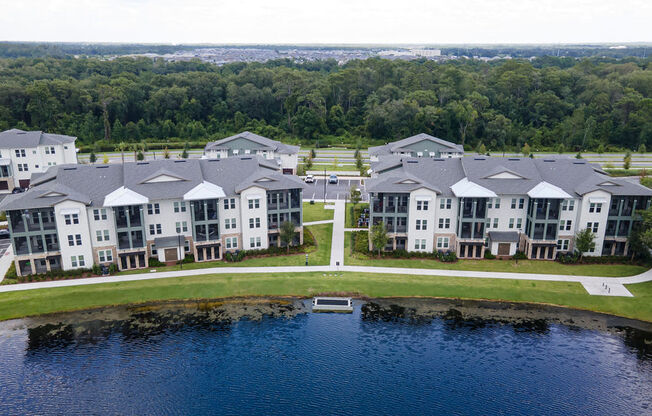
[303, 178, 368, 202]
[0, 240, 11, 257]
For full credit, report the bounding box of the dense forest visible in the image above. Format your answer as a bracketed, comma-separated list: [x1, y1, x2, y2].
[0, 56, 650, 152]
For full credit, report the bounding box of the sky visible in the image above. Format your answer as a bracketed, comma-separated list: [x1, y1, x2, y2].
[0, 0, 650, 44]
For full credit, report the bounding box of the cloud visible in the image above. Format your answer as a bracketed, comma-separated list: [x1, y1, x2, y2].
[0, 0, 650, 44]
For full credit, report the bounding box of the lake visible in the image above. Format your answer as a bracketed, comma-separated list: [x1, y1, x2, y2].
[0, 298, 650, 415]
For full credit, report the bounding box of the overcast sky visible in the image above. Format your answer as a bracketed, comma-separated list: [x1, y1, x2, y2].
[0, 0, 650, 44]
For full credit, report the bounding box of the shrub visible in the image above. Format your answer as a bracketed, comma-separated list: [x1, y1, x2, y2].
[512, 251, 528, 260]
[484, 250, 496, 259]
[92, 264, 102, 275]
[4, 262, 17, 279]
[177, 254, 195, 264]
[108, 263, 118, 274]
[148, 257, 165, 267]
[353, 231, 370, 253]
[439, 251, 458, 262]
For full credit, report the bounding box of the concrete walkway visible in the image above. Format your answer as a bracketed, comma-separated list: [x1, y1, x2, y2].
[330, 200, 345, 267]
[303, 220, 334, 226]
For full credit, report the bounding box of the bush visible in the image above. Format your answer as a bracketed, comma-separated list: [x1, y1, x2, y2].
[438, 251, 458, 262]
[108, 263, 118, 274]
[177, 254, 195, 264]
[4, 262, 17, 279]
[484, 250, 496, 259]
[92, 264, 102, 275]
[512, 251, 528, 260]
[353, 231, 370, 253]
[148, 257, 164, 267]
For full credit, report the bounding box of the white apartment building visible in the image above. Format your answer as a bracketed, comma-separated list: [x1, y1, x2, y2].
[0, 129, 78, 192]
[204, 131, 300, 174]
[368, 133, 464, 162]
[366, 156, 651, 259]
[0, 157, 305, 276]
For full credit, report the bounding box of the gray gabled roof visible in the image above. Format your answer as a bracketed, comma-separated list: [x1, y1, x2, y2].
[369, 133, 464, 157]
[204, 131, 300, 155]
[0, 129, 76, 149]
[367, 156, 652, 199]
[0, 156, 306, 211]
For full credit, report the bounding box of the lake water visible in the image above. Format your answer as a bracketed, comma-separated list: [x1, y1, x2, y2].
[0, 299, 650, 415]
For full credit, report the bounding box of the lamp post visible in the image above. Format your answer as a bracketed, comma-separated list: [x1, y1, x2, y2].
[178, 234, 183, 270]
[323, 168, 326, 204]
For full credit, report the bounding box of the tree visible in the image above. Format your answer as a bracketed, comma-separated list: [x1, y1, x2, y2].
[624, 150, 632, 170]
[596, 144, 605, 154]
[639, 143, 647, 154]
[136, 150, 144, 161]
[574, 228, 596, 259]
[477, 143, 487, 155]
[348, 185, 361, 208]
[103, 153, 109, 164]
[521, 142, 531, 157]
[181, 148, 189, 159]
[89, 151, 97, 164]
[370, 222, 389, 256]
[115, 142, 128, 163]
[575, 151, 583, 159]
[556, 143, 565, 154]
[304, 154, 313, 170]
[311, 149, 316, 158]
[163, 146, 170, 159]
[279, 221, 296, 253]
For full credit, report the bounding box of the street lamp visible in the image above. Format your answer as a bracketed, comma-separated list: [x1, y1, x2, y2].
[323, 167, 326, 204]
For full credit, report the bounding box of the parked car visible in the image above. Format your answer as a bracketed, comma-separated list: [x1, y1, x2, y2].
[0, 229, 9, 239]
[329, 174, 338, 184]
[11, 187, 25, 194]
[304, 174, 315, 183]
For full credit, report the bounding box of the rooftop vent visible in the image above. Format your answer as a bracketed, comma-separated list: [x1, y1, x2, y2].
[63, 167, 77, 171]
[474, 157, 485, 161]
[406, 160, 419, 164]
[573, 161, 586, 165]
[241, 157, 252, 160]
[174, 160, 186, 163]
[17, 132, 26, 135]
[136, 162, 149, 165]
[208, 159, 220, 162]
[95, 165, 109, 169]
[543, 159, 556, 162]
[508, 158, 520, 161]
[433, 158, 444, 161]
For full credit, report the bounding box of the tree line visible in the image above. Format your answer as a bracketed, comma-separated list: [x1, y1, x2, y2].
[0, 56, 649, 152]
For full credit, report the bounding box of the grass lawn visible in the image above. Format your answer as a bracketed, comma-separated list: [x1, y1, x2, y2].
[302, 202, 334, 222]
[344, 232, 648, 277]
[0, 272, 650, 322]
[345, 202, 369, 228]
[118, 223, 333, 275]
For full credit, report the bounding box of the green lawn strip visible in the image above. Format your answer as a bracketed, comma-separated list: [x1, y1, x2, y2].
[0, 272, 650, 322]
[302, 202, 334, 222]
[118, 223, 333, 275]
[343, 232, 648, 277]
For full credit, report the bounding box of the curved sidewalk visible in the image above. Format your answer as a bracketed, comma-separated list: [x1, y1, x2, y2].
[0, 263, 649, 295]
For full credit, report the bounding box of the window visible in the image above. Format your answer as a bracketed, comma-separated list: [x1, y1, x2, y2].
[68, 235, 74, 246]
[93, 209, 108, 221]
[438, 218, 450, 229]
[226, 237, 238, 249]
[151, 244, 157, 255]
[559, 220, 571, 231]
[416, 200, 429, 210]
[437, 237, 450, 249]
[176, 221, 188, 233]
[147, 203, 160, 215]
[415, 219, 427, 231]
[568, 200, 575, 211]
[64, 214, 78, 225]
[494, 198, 501, 209]
[249, 218, 254, 229]
[414, 238, 426, 250]
[509, 218, 514, 229]
[439, 198, 451, 209]
[185, 240, 190, 252]
[516, 218, 522, 229]
[511, 198, 516, 209]
[45, 146, 55, 155]
[233, 149, 240, 155]
[248, 199, 260, 209]
[417, 151, 423, 157]
[77, 255, 85, 267]
[225, 218, 236, 229]
[149, 224, 162, 235]
[256, 218, 261, 228]
[223, 198, 236, 210]
[250, 237, 262, 248]
[98, 250, 113, 262]
[487, 200, 492, 209]
[519, 198, 525, 209]
[586, 222, 599, 233]
[75, 234, 82, 245]
[71, 256, 77, 267]
[17, 163, 28, 172]
[174, 202, 186, 213]
[493, 218, 499, 228]
[556, 239, 569, 251]
[15, 149, 26, 157]
[589, 203, 602, 213]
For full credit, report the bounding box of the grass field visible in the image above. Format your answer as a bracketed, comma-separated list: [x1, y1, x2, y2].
[0, 272, 650, 322]
[343, 232, 648, 277]
[302, 202, 335, 222]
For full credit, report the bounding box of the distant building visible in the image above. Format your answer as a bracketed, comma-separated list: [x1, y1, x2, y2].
[366, 156, 651, 259]
[368, 133, 464, 162]
[0, 129, 78, 192]
[0, 157, 306, 276]
[204, 132, 300, 174]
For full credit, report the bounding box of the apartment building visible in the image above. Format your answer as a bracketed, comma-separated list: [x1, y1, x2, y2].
[0, 129, 78, 192]
[0, 157, 305, 276]
[204, 131, 300, 174]
[366, 156, 651, 259]
[368, 133, 464, 162]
